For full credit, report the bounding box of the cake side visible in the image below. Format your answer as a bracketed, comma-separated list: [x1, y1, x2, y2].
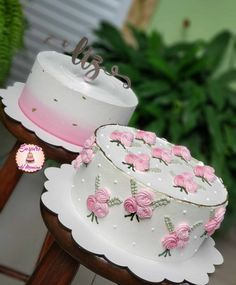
[18, 52, 138, 146]
[71, 128, 227, 262]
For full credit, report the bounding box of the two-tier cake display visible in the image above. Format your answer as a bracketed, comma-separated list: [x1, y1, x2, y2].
[72, 124, 228, 262]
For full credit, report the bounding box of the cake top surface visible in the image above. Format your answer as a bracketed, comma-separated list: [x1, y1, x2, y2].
[37, 51, 138, 107]
[95, 125, 228, 207]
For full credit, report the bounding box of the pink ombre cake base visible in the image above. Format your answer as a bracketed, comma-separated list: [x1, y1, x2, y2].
[18, 87, 92, 146]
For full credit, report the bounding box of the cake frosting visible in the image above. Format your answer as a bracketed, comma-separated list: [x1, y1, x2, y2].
[71, 124, 227, 262]
[18, 51, 138, 146]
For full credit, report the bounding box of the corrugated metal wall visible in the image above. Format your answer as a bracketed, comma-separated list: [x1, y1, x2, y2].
[8, 0, 132, 84]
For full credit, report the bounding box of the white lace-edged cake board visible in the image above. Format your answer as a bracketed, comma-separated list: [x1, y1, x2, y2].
[42, 164, 224, 285]
[0, 83, 82, 153]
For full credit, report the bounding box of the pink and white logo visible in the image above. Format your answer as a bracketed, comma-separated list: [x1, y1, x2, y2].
[16, 144, 45, 173]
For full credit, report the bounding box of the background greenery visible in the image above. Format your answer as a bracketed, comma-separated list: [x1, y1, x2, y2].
[0, 0, 25, 87]
[92, 22, 236, 231]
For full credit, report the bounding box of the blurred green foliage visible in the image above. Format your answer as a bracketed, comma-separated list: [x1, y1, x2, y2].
[92, 22, 236, 231]
[0, 0, 25, 86]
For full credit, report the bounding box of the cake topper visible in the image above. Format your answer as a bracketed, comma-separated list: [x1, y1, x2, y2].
[72, 37, 131, 89]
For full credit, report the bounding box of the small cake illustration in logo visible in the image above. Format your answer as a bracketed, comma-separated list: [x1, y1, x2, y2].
[25, 151, 35, 164]
[16, 144, 45, 173]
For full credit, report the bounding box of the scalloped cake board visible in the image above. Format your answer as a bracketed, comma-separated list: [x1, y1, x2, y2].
[0, 83, 82, 153]
[42, 164, 223, 285]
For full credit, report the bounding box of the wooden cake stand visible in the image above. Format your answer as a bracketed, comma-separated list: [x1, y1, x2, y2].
[25, 202, 181, 285]
[0, 103, 78, 282]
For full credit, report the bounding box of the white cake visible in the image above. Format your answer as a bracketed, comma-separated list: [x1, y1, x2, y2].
[72, 124, 227, 262]
[18, 51, 138, 146]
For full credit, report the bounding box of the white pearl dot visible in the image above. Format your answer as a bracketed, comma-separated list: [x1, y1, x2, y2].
[127, 171, 131, 175]
[194, 235, 197, 240]
[106, 145, 110, 149]
[184, 197, 187, 201]
[183, 210, 187, 215]
[138, 151, 142, 154]
[132, 242, 136, 246]
[71, 184, 75, 188]
[151, 227, 155, 232]
[156, 164, 159, 168]
[194, 249, 198, 253]
[114, 180, 118, 184]
[81, 179, 85, 183]
[158, 177, 162, 181]
[113, 225, 117, 229]
[206, 197, 210, 201]
[107, 154, 111, 158]
[214, 191, 217, 194]
[98, 163, 102, 168]
[77, 198, 81, 201]
[147, 182, 151, 187]
[100, 134, 104, 137]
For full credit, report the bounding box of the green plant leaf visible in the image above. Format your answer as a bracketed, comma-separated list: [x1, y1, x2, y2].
[203, 31, 232, 73]
[207, 80, 226, 110]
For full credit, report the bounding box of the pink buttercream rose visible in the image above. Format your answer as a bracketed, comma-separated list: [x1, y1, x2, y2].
[172, 145, 191, 161]
[135, 130, 156, 145]
[205, 218, 218, 236]
[95, 188, 111, 203]
[124, 153, 150, 172]
[124, 197, 137, 213]
[83, 135, 96, 149]
[110, 131, 134, 147]
[135, 190, 154, 207]
[174, 172, 198, 193]
[177, 239, 188, 248]
[175, 223, 191, 241]
[215, 207, 226, 225]
[72, 155, 82, 169]
[152, 147, 172, 164]
[124, 153, 137, 164]
[136, 206, 153, 219]
[162, 233, 179, 249]
[86, 195, 97, 212]
[194, 165, 216, 183]
[93, 202, 109, 218]
[80, 148, 94, 164]
[133, 154, 150, 171]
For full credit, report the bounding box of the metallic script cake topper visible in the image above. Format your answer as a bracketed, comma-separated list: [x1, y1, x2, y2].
[71, 37, 131, 89]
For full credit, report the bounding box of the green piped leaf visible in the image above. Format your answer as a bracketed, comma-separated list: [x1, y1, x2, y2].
[130, 179, 138, 196]
[152, 198, 170, 209]
[164, 216, 175, 233]
[107, 197, 122, 207]
[95, 175, 101, 190]
[191, 221, 203, 232]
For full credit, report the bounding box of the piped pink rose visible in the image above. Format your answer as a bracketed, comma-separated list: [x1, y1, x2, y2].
[83, 135, 96, 149]
[135, 130, 156, 145]
[175, 223, 191, 241]
[92, 202, 109, 218]
[135, 190, 155, 207]
[152, 147, 172, 165]
[123, 153, 150, 172]
[72, 155, 82, 169]
[110, 131, 134, 148]
[174, 172, 198, 194]
[95, 188, 111, 203]
[80, 148, 95, 165]
[172, 145, 191, 162]
[202, 207, 226, 237]
[194, 165, 216, 185]
[124, 189, 154, 221]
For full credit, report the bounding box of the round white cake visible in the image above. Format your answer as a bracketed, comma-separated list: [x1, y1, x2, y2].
[18, 51, 138, 146]
[72, 124, 227, 262]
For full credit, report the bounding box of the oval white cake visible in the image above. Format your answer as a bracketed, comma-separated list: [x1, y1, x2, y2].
[18, 51, 138, 146]
[72, 124, 228, 262]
